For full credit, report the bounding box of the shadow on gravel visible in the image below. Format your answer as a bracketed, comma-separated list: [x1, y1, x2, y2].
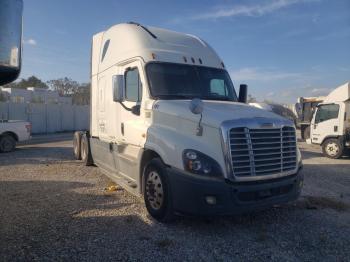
[301, 149, 350, 160]
[1, 178, 349, 260]
[0, 146, 74, 166]
[18, 133, 73, 146]
[300, 149, 324, 160]
[0, 180, 144, 261]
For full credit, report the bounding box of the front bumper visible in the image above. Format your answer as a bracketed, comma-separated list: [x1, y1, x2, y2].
[167, 167, 303, 216]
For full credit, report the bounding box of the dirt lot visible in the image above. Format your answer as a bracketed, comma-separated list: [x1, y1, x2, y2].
[0, 134, 349, 261]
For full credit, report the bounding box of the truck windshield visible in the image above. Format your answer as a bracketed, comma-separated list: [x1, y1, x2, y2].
[315, 104, 339, 124]
[146, 62, 238, 101]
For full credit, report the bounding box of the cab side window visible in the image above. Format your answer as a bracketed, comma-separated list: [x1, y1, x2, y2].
[125, 68, 142, 102]
[210, 79, 228, 96]
[315, 104, 339, 124]
[101, 40, 110, 62]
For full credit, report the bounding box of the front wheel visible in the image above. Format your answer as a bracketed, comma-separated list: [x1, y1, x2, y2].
[322, 138, 343, 159]
[143, 158, 174, 222]
[0, 135, 16, 153]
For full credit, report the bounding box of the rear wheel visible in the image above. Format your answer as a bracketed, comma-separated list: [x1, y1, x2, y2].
[0, 135, 16, 153]
[73, 131, 82, 160]
[81, 134, 93, 166]
[322, 138, 343, 159]
[143, 158, 174, 222]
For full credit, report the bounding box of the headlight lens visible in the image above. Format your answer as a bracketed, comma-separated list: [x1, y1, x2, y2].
[183, 149, 222, 177]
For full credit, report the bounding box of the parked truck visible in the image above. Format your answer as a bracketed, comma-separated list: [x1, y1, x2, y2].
[73, 22, 303, 221]
[0, 120, 31, 152]
[307, 82, 350, 158]
[295, 96, 325, 140]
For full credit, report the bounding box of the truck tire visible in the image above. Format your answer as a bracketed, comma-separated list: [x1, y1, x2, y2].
[143, 158, 174, 222]
[81, 133, 94, 166]
[73, 131, 82, 160]
[322, 138, 343, 159]
[302, 126, 310, 140]
[0, 135, 16, 153]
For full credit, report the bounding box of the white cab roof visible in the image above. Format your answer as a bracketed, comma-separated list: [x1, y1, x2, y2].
[92, 23, 224, 75]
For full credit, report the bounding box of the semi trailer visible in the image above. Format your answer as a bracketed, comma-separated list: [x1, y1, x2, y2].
[74, 22, 303, 221]
[307, 82, 350, 158]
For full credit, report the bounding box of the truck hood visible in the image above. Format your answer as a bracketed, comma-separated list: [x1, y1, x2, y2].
[153, 100, 291, 128]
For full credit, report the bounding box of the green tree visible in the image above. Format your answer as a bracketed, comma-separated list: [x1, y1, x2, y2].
[47, 77, 79, 96]
[4, 75, 48, 89]
[72, 83, 90, 105]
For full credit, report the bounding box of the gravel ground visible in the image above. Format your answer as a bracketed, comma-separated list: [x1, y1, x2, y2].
[0, 135, 349, 261]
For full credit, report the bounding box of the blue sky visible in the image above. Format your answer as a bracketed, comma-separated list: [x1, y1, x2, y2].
[21, 0, 349, 103]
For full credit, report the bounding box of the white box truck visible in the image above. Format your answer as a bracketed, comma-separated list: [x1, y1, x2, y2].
[74, 22, 303, 221]
[307, 82, 350, 158]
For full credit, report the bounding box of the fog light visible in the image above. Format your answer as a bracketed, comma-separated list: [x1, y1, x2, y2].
[205, 196, 217, 205]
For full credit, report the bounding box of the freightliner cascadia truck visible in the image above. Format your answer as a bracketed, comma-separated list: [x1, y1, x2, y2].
[73, 22, 303, 222]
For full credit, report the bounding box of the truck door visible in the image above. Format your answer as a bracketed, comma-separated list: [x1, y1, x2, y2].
[117, 61, 146, 182]
[97, 76, 107, 139]
[311, 103, 342, 144]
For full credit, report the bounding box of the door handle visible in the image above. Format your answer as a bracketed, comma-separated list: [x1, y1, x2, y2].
[121, 123, 124, 136]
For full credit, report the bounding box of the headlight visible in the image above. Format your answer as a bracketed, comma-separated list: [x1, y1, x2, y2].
[183, 149, 223, 177]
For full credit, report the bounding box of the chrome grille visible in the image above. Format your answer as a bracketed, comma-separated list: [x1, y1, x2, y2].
[229, 126, 297, 177]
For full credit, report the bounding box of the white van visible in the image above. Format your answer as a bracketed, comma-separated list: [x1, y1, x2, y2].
[74, 22, 303, 221]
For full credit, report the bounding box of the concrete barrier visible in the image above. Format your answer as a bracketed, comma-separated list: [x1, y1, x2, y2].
[0, 102, 89, 134]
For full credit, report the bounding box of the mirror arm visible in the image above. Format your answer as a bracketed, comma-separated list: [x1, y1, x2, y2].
[119, 101, 132, 112]
[118, 102, 141, 116]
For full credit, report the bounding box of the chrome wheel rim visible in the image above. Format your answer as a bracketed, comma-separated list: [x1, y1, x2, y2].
[73, 139, 78, 155]
[145, 171, 164, 210]
[81, 141, 86, 160]
[326, 142, 339, 156]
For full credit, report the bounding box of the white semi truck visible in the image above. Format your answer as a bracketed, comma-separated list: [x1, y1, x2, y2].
[74, 22, 303, 221]
[307, 82, 350, 158]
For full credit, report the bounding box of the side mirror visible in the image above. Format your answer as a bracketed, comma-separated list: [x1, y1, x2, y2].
[131, 105, 140, 116]
[238, 84, 248, 103]
[189, 98, 203, 115]
[0, 0, 23, 85]
[112, 75, 124, 102]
